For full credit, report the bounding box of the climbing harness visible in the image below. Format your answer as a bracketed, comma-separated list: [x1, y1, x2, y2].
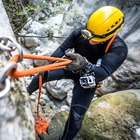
[79, 33, 116, 89]
[79, 72, 96, 89]
[0, 37, 72, 140]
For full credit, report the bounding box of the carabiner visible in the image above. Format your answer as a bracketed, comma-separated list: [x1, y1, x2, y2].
[0, 62, 17, 98]
[0, 62, 17, 83]
[0, 78, 10, 98]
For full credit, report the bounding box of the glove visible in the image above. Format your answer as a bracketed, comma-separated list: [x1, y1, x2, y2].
[65, 53, 86, 71]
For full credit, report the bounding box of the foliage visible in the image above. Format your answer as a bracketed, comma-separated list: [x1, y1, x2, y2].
[71, 10, 84, 21]
[2, 0, 33, 32]
[44, 27, 54, 39]
[2, 0, 71, 33]
[2, 0, 84, 37]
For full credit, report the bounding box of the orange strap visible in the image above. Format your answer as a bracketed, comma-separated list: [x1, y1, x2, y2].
[105, 33, 116, 53]
[7, 54, 72, 78]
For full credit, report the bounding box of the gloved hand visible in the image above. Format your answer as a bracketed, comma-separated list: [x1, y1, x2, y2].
[65, 53, 86, 71]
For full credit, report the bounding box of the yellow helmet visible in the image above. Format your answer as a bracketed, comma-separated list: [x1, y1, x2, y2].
[81, 6, 124, 42]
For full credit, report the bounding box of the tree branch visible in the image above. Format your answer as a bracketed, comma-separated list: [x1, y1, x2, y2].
[16, 34, 67, 38]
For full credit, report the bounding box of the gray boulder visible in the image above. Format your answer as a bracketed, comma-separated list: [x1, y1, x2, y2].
[46, 79, 74, 100]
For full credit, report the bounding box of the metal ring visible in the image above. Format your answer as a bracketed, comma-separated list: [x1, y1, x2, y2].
[7, 38, 23, 62]
[0, 43, 13, 51]
[0, 37, 23, 62]
[0, 78, 11, 98]
[0, 37, 14, 51]
[0, 62, 17, 83]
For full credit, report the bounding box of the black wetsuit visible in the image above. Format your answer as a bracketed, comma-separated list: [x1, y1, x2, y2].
[27, 27, 128, 140]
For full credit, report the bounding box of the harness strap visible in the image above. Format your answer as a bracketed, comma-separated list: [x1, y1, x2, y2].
[96, 33, 116, 90]
[105, 33, 116, 53]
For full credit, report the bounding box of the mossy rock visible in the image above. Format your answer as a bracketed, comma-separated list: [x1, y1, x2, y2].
[80, 90, 140, 140]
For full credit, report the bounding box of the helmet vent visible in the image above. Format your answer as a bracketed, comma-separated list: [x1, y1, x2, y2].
[106, 18, 123, 33]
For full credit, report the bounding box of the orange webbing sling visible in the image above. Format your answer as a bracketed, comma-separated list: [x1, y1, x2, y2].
[7, 54, 72, 78]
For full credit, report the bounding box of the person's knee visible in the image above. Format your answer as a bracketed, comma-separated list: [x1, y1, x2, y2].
[71, 106, 86, 130]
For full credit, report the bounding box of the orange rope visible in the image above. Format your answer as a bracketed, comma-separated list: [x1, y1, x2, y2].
[35, 75, 50, 140]
[105, 33, 116, 53]
[7, 54, 72, 78]
[37, 75, 42, 117]
[35, 115, 50, 140]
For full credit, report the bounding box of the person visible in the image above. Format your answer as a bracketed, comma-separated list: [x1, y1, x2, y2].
[27, 6, 128, 140]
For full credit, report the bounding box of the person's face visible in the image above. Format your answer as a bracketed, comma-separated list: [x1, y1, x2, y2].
[89, 40, 101, 45]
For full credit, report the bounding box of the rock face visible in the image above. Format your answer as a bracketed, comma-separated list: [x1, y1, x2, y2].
[80, 90, 140, 140]
[0, 78, 35, 140]
[0, 0, 35, 140]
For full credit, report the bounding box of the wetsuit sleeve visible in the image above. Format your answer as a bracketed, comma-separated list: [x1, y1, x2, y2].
[89, 39, 128, 83]
[51, 27, 84, 58]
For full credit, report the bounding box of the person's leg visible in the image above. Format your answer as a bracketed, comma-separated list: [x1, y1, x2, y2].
[27, 69, 71, 95]
[61, 84, 95, 140]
